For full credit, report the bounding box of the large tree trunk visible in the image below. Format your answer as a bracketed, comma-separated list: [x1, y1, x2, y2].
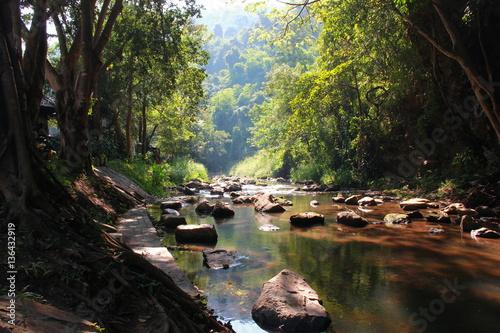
[0, 0, 58, 228]
[45, 0, 123, 174]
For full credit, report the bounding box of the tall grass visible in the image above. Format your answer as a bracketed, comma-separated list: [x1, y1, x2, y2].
[107, 157, 208, 196]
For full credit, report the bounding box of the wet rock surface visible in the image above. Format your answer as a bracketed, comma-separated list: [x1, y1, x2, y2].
[175, 224, 218, 244]
[252, 269, 331, 333]
[203, 249, 239, 269]
[254, 193, 286, 213]
[337, 211, 368, 227]
[384, 213, 411, 225]
[290, 212, 325, 227]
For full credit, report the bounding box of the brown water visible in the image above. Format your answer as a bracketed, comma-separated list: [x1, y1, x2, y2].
[151, 185, 500, 333]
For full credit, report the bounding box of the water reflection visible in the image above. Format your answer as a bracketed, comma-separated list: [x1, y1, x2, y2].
[151, 188, 500, 333]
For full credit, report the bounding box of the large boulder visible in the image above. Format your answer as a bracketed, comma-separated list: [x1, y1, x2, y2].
[175, 224, 218, 244]
[252, 269, 331, 332]
[212, 200, 235, 218]
[400, 198, 430, 211]
[202, 249, 238, 269]
[290, 212, 325, 227]
[384, 213, 411, 225]
[337, 211, 368, 227]
[254, 193, 286, 213]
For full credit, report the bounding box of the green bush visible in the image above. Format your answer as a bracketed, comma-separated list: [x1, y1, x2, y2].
[290, 163, 321, 183]
[107, 157, 209, 196]
[230, 150, 283, 178]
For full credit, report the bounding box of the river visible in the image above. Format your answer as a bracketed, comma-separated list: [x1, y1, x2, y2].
[150, 184, 500, 333]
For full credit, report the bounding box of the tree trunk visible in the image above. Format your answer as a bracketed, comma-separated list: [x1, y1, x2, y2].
[141, 97, 148, 156]
[126, 57, 134, 159]
[0, 0, 58, 228]
[45, 0, 123, 173]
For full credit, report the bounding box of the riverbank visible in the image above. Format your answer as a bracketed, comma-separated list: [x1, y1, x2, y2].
[0, 168, 233, 333]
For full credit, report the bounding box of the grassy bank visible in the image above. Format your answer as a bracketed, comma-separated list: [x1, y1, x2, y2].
[107, 156, 209, 196]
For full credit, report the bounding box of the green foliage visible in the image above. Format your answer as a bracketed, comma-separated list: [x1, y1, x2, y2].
[230, 149, 284, 178]
[107, 157, 209, 196]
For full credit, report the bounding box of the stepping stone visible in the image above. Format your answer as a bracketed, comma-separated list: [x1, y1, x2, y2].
[175, 224, 218, 244]
[337, 211, 368, 227]
[160, 201, 182, 211]
[290, 212, 325, 227]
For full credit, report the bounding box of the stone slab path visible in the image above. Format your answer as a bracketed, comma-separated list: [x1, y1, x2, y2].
[117, 206, 200, 298]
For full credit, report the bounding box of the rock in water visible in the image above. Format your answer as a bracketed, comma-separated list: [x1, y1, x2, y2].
[384, 213, 411, 225]
[290, 212, 325, 227]
[252, 269, 331, 332]
[202, 249, 238, 269]
[337, 211, 368, 227]
[345, 195, 363, 205]
[471, 227, 500, 239]
[425, 211, 451, 223]
[400, 198, 430, 210]
[175, 224, 218, 244]
[160, 201, 183, 211]
[211, 200, 235, 218]
[195, 200, 214, 214]
[358, 196, 377, 206]
[254, 193, 286, 213]
[159, 214, 186, 229]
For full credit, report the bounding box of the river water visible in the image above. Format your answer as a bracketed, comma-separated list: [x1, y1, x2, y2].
[151, 184, 500, 333]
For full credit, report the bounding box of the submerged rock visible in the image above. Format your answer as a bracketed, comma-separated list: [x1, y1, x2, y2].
[254, 193, 286, 213]
[175, 224, 218, 244]
[252, 269, 331, 332]
[202, 249, 239, 269]
[429, 227, 446, 234]
[258, 224, 281, 232]
[290, 212, 325, 227]
[337, 211, 368, 227]
[384, 213, 411, 225]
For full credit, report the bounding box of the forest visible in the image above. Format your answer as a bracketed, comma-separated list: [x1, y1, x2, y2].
[1, 0, 500, 332]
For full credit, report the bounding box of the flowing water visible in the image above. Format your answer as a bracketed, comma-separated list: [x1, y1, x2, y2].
[150, 184, 500, 333]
